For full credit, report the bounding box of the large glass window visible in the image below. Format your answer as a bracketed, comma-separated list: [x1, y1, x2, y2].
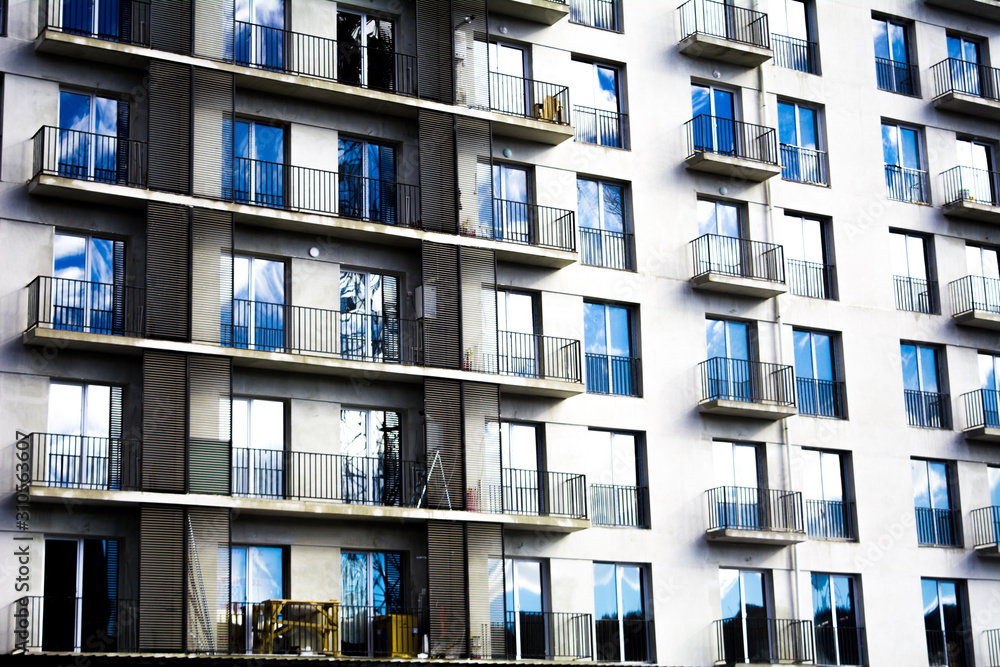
[590, 430, 646, 528]
[901, 343, 946, 428]
[584, 302, 637, 396]
[340, 552, 405, 656]
[921, 579, 969, 667]
[718, 569, 771, 663]
[779, 213, 831, 299]
[912, 459, 958, 546]
[338, 137, 398, 224]
[873, 17, 916, 95]
[594, 563, 650, 662]
[337, 10, 395, 92]
[232, 398, 284, 498]
[235, 0, 285, 69]
[691, 84, 736, 155]
[235, 119, 285, 207]
[572, 60, 624, 147]
[882, 122, 926, 203]
[578, 179, 630, 269]
[778, 101, 824, 184]
[340, 408, 403, 506]
[890, 231, 934, 312]
[232, 255, 285, 350]
[46, 382, 118, 489]
[793, 329, 842, 418]
[803, 450, 851, 539]
[58, 90, 124, 183]
[812, 574, 862, 666]
[52, 233, 124, 334]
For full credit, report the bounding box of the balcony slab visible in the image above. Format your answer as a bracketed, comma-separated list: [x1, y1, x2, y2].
[699, 397, 797, 420]
[942, 198, 1000, 224]
[489, 0, 570, 24]
[691, 272, 787, 298]
[953, 309, 1000, 331]
[933, 91, 1000, 121]
[925, 0, 1000, 21]
[975, 544, 1000, 556]
[685, 151, 782, 182]
[706, 527, 807, 545]
[965, 425, 1000, 442]
[679, 34, 772, 67]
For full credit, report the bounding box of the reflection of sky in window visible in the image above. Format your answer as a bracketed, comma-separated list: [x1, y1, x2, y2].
[233, 398, 283, 450]
[833, 576, 854, 617]
[593, 563, 617, 619]
[812, 574, 831, 623]
[501, 423, 537, 470]
[980, 354, 999, 391]
[901, 344, 918, 391]
[778, 102, 797, 146]
[607, 306, 630, 357]
[505, 560, 543, 612]
[989, 467, 1000, 506]
[881, 124, 898, 166]
[719, 569, 741, 619]
[595, 66, 618, 110]
[771, 0, 807, 40]
[60, 92, 91, 132]
[584, 303, 607, 355]
[499, 291, 534, 333]
[236, 0, 284, 27]
[691, 85, 710, 117]
[620, 565, 643, 617]
[921, 579, 940, 621]
[493, 164, 528, 203]
[248, 546, 284, 603]
[54, 234, 86, 281]
[49, 383, 84, 435]
[577, 180, 599, 229]
[602, 184, 624, 232]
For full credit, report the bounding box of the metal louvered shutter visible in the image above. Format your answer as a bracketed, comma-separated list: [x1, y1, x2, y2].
[188, 356, 231, 495]
[416, 0, 454, 104]
[456, 117, 492, 240]
[191, 208, 233, 344]
[424, 379, 464, 511]
[185, 507, 230, 653]
[146, 202, 190, 340]
[463, 382, 500, 513]
[453, 2, 488, 109]
[193, 0, 233, 60]
[382, 274, 401, 362]
[111, 239, 127, 333]
[418, 111, 457, 234]
[422, 241, 461, 369]
[150, 0, 192, 54]
[382, 411, 402, 506]
[141, 351, 187, 493]
[109, 385, 123, 490]
[426, 520, 468, 657]
[139, 505, 185, 651]
[148, 61, 191, 194]
[460, 247, 497, 374]
[192, 69, 234, 200]
[115, 100, 130, 185]
[466, 522, 503, 658]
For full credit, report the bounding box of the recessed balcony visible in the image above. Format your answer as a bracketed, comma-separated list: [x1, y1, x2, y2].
[483, 72, 575, 145]
[714, 617, 815, 665]
[940, 166, 1000, 223]
[705, 486, 807, 544]
[489, 0, 570, 25]
[677, 0, 773, 67]
[961, 389, 1000, 442]
[684, 116, 782, 182]
[971, 506, 1000, 556]
[949, 276, 1000, 330]
[698, 357, 798, 419]
[925, 0, 1000, 20]
[590, 484, 649, 528]
[931, 58, 1000, 120]
[689, 234, 787, 298]
[573, 105, 630, 150]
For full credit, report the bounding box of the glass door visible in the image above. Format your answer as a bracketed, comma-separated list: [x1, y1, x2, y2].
[812, 574, 861, 666]
[235, 0, 286, 69]
[492, 164, 532, 244]
[921, 579, 968, 667]
[235, 120, 285, 207]
[979, 353, 1000, 427]
[911, 460, 953, 545]
[341, 552, 404, 656]
[337, 11, 395, 91]
[58, 91, 120, 183]
[233, 255, 285, 350]
[802, 450, 847, 538]
[505, 559, 546, 660]
[778, 102, 819, 182]
[989, 468, 1000, 543]
[232, 398, 284, 498]
[692, 84, 736, 155]
[966, 245, 1000, 313]
[793, 330, 835, 416]
[697, 199, 742, 276]
[584, 303, 634, 395]
[42, 538, 119, 652]
[53, 233, 121, 334]
[231, 545, 284, 652]
[901, 343, 941, 425]
[500, 423, 540, 515]
[497, 291, 537, 377]
[594, 563, 647, 662]
[340, 409, 393, 504]
[713, 442, 761, 529]
[489, 43, 528, 116]
[947, 34, 982, 96]
[719, 569, 770, 663]
[706, 318, 751, 401]
[956, 139, 995, 204]
[882, 124, 922, 200]
[340, 271, 391, 362]
[338, 137, 397, 224]
[47, 383, 112, 488]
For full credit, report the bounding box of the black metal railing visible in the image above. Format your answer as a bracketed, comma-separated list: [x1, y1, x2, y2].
[940, 165, 1000, 207]
[706, 486, 805, 532]
[17, 596, 140, 652]
[494, 468, 588, 519]
[915, 507, 961, 547]
[772, 34, 818, 74]
[699, 357, 796, 407]
[925, 629, 971, 667]
[805, 499, 855, 540]
[894, 275, 937, 314]
[971, 506, 1000, 549]
[814, 626, 865, 667]
[43, 0, 151, 46]
[796, 378, 845, 418]
[963, 389, 1000, 430]
[905, 389, 950, 429]
[585, 354, 641, 396]
[590, 484, 648, 528]
[950, 275, 1000, 318]
[875, 57, 920, 96]
[787, 259, 833, 299]
[234, 21, 417, 97]
[27, 276, 145, 337]
[502, 611, 593, 660]
[573, 105, 628, 149]
[32, 126, 147, 187]
[492, 330, 582, 383]
[678, 0, 770, 49]
[990, 628, 1000, 667]
[487, 72, 571, 125]
[595, 618, 652, 663]
[885, 164, 929, 203]
[780, 144, 828, 185]
[27, 433, 142, 492]
[686, 115, 779, 165]
[568, 0, 618, 31]
[714, 617, 814, 664]
[932, 58, 1000, 102]
[580, 228, 633, 270]
[484, 198, 577, 251]
[690, 234, 785, 283]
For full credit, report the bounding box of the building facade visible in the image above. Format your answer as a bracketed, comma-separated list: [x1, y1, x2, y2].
[1, 0, 1000, 665]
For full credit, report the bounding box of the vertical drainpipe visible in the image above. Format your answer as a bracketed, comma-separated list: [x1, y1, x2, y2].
[755, 0, 802, 625]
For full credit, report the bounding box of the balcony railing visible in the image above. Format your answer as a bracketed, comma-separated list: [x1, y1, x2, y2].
[581, 228, 634, 270]
[772, 34, 818, 74]
[963, 389, 1000, 430]
[482, 199, 577, 251]
[931, 58, 1000, 102]
[805, 499, 855, 540]
[950, 275, 1000, 318]
[686, 115, 779, 164]
[27, 276, 145, 337]
[894, 275, 937, 314]
[925, 629, 971, 667]
[875, 57, 920, 96]
[814, 626, 865, 667]
[502, 611, 593, 660]
[915, 507, 961, 547]
[487, 468, 588, 519]
[940, 165, 1000, 207]
[234, 22, 417, 97]
[595, 618, 653, 662]
[780, 144, 828, 185]
[699, 357, 796, 407]
[796, 378, 845, 418]
[714, 617, 814, 664]
[42, 0, 151, 46]
[17, 596, 140, 652]
[905, 389, 950, 429]
[787, 259, 833, 299]
[573, 105, 629, 149]
[706, 486, 805, 533]
[885, 164, 929, 203]
[26, 433, 142, 492]
[585, 354, 641, 396]
[690, 234, 785, 283]
[990, 628, 1000, 667]
[489, 330, 583, 383]
[971, 506, 1000, 549]
[487, 71, 571, 125]
[568, 0, 619, 31]
[678, 0, 770, 49]
[32, 126, 147, 187]
[590, 484, 648, 528]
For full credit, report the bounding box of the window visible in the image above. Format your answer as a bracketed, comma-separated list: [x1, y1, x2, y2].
[58, 90, 128, 183]
[232, 398, 284, 498]
[953, 137, 996, 204]
[489, 42, 529, 117]
[337, 10, 396, 92]
[691, 83, 736, 155]
[486, 162, 533, 244]
[568, 0, 620, 32]
[341, 552, 406, 656]
[771, 0, 817, 74]
[497, 290, 538, 377]
[58, 0, 128, 39]
[693, 199, 743, 278]
[978, 353, 1000, 428]
[778, 213, 833, 299]
[231, 545, 284, 651]
[882, 122, 927, 203]
[812, 574, 863, 666]
[921, 579, 969, 667]
[340, 408, 403, 506]
[584, 302, 638, 396]
[802, 450, 852, 539]
[497, 559, 547, 659]
[46, 382, 121, 489]
[338, 136, 397, 224]
[571, 60, 626, 148]
[705, 318, 753, 401]
[42, 538, 120, 652]
[778, 100, 826, 185]
[52, 232, 125, 334]
[873, 17, 917, 95]
[500, 422, 542, 515]
[578, 178, 632, 270]
[712, 442, 763, 529]
[235, 0, 286, 69]
[912, 460, 959, 546]
[901, 343, 948, 428]
[231, 255, 285, 350]
[946, 34, 984, 97]
[594, 563, 651, 662]
[718, 569, 771, 664]
[235, 119, 285, 207]
[890, 231, 935, 313]
[590, 430, 647, 528]
[340, 270, 400, 362]
[965, 244, 1000, 314]
[793, 329, 843, 418]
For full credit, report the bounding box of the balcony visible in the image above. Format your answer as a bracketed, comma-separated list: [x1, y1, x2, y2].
[875, 57, 920, 96]
[805, 499, 856, 540]
[17, 596, 139, 653]
[905, 390, 950, 429]
[915, 507, 961, 547]
[590, 484, 649, 528]
[580, 228, 634, 271]
[815, 626, 866, 667]
[971, 507, 1000, 556]
[926, 629, 972, 667]
[684, 115, 781, 182]
[39, 0, 151, 48]
[705, 486, 807, 544]
[787, 259, 834, 299]
[25, 432, 142, 493]
[490, 0, 570, 25]
[780, 144, 829, 186]
[585, 354, 641, 397]
[690, 234, 786, 298]
[961, 389, 1000, 442]
[698, 358, 797, 420]
[484, 72, 575, 144]
[772, 34, 819, 75]
[568, 0, 620, 31]
[796, 378, 846, 419]
[573, 106, 629, 149]
[931, 58, 1000, 120]
[30, 126, 147, 203]
[940, 166, 1000, 223]
[595, 618, 653, 662]
[894, 276, 937, 314]
[500, 611, 593, 660]
[677, 0, 772, 67]
[714, 617, 814, 664]
[471, 199, 577, 253]
[885, 164, 929, 204]
[925, 0, 1000, 20]
[950, 276, 1000, 330]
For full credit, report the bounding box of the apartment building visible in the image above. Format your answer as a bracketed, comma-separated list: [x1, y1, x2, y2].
[2, 0, 1000, 665]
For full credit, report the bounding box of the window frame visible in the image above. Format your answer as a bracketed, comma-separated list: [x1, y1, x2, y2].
[577, 177, 633, 270]
[584, 301, 640, 396]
